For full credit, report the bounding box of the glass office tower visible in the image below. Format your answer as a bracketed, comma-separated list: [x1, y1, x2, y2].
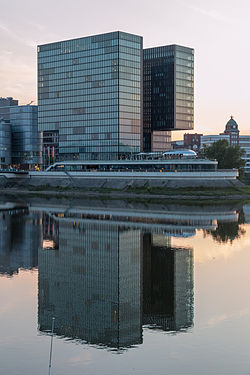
[143, 45, 194, 152]
[10, 105, 42, 169]
[38, 31, 142, 164]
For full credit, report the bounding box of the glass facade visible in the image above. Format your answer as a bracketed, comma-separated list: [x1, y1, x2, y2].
[0, 211, 40, 277]
[10, 105, 42, 169]
[151, 130, 171, 152]
[38, 31, 143, 164]
[0, 118, 11, 167]
[143, 45, 194, 151]
[239, 136, 250, 173]
[38, 217, 142, 348]
[0, 97, 18, 122]
[143, 234, 194, 331]
[175, 45, 194, 130]
[38, 211, 193, 347]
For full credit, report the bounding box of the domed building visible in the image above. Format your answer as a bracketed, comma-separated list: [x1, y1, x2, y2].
[223, 116, 239, 146]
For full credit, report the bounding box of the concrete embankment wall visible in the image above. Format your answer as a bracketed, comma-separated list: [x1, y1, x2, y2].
[0, 174, 244, 189]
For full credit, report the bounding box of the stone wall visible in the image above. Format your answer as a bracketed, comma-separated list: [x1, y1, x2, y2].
[0, 174, 244, 190]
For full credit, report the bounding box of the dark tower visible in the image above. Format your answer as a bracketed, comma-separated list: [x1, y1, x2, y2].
[143, 45, 194, 152]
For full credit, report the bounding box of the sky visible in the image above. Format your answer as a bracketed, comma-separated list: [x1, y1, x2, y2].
[0, 0, 249, 139]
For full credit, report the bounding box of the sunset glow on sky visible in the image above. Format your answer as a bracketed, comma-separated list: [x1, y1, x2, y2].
[1, 0, 249, 138]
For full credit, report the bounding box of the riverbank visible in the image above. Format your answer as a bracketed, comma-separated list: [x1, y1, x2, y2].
[1, 184, 250, 202]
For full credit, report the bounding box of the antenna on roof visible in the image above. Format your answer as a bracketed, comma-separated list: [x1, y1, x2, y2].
[27, 100, 34, 105]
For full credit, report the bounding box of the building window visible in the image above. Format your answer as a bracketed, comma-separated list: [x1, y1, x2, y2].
[72, 108, 85, 115]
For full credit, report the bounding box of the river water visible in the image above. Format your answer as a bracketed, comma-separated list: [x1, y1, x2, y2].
[0, 198, 250, 375]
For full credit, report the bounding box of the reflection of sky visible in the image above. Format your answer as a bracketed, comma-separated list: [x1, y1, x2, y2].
[0, 221, 250, 374]
[42, 239, 56, 249]
[172, 224, 250, 263]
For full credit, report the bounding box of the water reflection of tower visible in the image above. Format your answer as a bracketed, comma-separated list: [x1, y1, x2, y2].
[38, 216, 142, 349]
[0, 212, 11, 275]
[143, 233, 194, 331]
[42, 213, 59, 250]
[0, 211, 41, 277]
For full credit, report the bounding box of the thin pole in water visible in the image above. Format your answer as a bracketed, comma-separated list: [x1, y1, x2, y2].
[48, 317, 55, 375]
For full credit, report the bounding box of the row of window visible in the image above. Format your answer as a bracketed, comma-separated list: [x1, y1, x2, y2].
[9, 108, 37, 114]
[39, 111, 140, 124]
[38, 32, 141, 53]
[175, 65, 194, 75]
[176, 51, 194, 61]
[38, 116, 140, 131]
[176, 72, 194, 81]
[38, 58, 141, 74]
[39, 78, 141, 92]
[39, 67, 141, 82]
[175, 107, 194, 115]
[39, 99, 140, 111]
[59, 145, 140, 154]
[57, 128, 140, 138]
[175, 85, 194, 95]
[40, 125, 139, 134]
[143, 47, 175, 58]
[39, 91, 141, 101]
[38, 72, 141, 88]
[39, 39, 142, 58]
[38, 107, 140, 118]
[40, 120, 140, 132]
[175, 119, 193, 128]
[39, 87, 141, 102]
[58, 135, 140, 145]
[41, 120, 140, 129]
[39, 92, 140, 105]
[176, 59, 194, 68]
[39, 44, 141, 61]
[38, 52, 141, 66]
[176, 100, 194, 108]
[176, 79, 194, 88]
[176, 113, 193, 121]
[176, 93, 194, 101]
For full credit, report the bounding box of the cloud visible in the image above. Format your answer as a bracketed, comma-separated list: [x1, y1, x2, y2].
[1, 50, 13, 56]
[29, 22, 45, 32]
[188, 5, 236, 23]
[0, 20, 37, 48]
[0, 22, 11, 34]
[206, 307, 250, 327]
[68, 352, 92, 366]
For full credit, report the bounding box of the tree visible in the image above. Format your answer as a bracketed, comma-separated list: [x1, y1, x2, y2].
[204, 208, 246, 244]
[204, 221, 246, 244]
[201, 139, 245, 172]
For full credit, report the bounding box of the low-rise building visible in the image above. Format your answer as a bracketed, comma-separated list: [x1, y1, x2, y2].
[0, 97, 18, 122]
[10, 105, 42, 169]
[171, 140, 184, 150]
[184, 133, 203, 150]
[0, 117, 11, 168]
[200, 134, 230, 148]
[239, 135, 250, 174]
